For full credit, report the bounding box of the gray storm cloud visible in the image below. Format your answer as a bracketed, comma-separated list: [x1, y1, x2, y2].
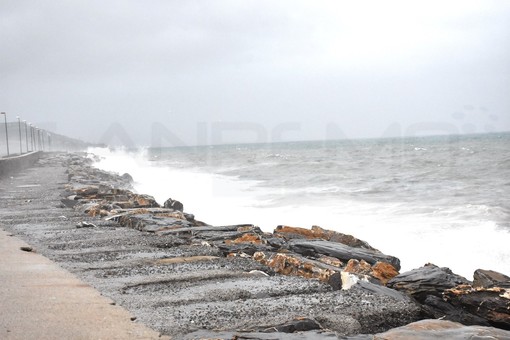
[1, 0, 509, 146]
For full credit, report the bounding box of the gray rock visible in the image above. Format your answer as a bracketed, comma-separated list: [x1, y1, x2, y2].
[60, 198, 79, 208]
[163, 198, 184, 212]
[157, 224, 254, 237]
[421, 295, 490, 326]
[121, 172, 133, 183]
[355, 281, 412, 302]
[443, 285, 510, 330]
[387, 263, 470, 302]
[116, 213, 191, 232]
[289, 239, 400, 271]
[473, 269, 510, 288]
[76, 221, 97, 228]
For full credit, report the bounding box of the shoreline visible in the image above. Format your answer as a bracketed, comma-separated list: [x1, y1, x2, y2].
[1, 152, 509, 338]
[91, 146, 510, 279]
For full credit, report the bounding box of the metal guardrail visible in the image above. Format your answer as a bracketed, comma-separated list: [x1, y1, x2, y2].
[0, 112, 90, 158]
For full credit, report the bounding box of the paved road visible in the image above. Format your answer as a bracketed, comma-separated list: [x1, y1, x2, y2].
[0, 229, 167, 340]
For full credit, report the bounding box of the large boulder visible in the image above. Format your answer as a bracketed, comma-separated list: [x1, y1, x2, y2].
[107, 210, 191, 232]
[473, 269, 510, 288]
[444, 285, 510, 330]
[131, 194, 160, 208]
[164, 197, 184, 212]
[120, 172, 133, 184]
[289, 239, 400, 271]
[388, 265, 510, 330]
[274, 225, 377, 250]
[387, 263, 470, 302]
[421, 295, 491, 326]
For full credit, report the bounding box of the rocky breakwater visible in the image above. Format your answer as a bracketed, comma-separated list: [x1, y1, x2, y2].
[59, 153, 510, 339]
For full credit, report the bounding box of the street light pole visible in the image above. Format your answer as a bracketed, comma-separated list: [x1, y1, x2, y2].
[23, 120, 29, 152]
[35, 128, 39, 151]
[41, 130, 45, 151]
[17, 116, 22, 155]
[1, 112, 9, 157]
[29, 124, 34, 151]
[32, 125, 37, 151]
[38, 129, 43, 151]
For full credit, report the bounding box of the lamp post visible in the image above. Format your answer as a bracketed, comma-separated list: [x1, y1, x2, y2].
[23, 120, 29, 152]
[17, 116, 22, 155]
[1, 112, 9, 157]
[37, 128, 40, 151]
[35, 128, 39, 151]
[29, 124, 34, 151]
[32, 125, 37, 151]
[38, 128, 43, 151]
[40, 130, 45, 151]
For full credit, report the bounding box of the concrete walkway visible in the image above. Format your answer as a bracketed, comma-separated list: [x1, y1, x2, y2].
[0, 228, 168, 340]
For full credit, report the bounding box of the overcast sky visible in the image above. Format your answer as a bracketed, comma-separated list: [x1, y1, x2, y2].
[1, 0, 509, 146]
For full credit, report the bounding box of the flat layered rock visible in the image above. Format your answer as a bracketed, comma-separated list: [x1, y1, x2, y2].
[474, 269, 510, 289]
[388, 264, 510, 329]
[275, 225, 377, 250]
[387, 263, 470, 302]
[444, 285, 510, 329]
[116, 213, 192, 232]
[289, 239, 401, 271]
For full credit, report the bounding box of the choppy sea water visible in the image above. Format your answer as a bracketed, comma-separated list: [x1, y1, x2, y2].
[90, 132, 510, 278]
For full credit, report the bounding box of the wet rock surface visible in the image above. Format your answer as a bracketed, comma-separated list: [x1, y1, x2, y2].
[389, 263, 510, 330]
[443, 285, 510, 329]
[387, 263, 471, 302]
[1, 152, 509, 338]
[474, 269, 510, 289]
[289, 239, 401, 271]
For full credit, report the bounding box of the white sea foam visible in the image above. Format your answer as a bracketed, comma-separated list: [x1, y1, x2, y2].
[89, 146, 510, 279]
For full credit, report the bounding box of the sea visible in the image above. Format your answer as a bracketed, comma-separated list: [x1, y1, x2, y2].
[90, 132, 510, 279]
